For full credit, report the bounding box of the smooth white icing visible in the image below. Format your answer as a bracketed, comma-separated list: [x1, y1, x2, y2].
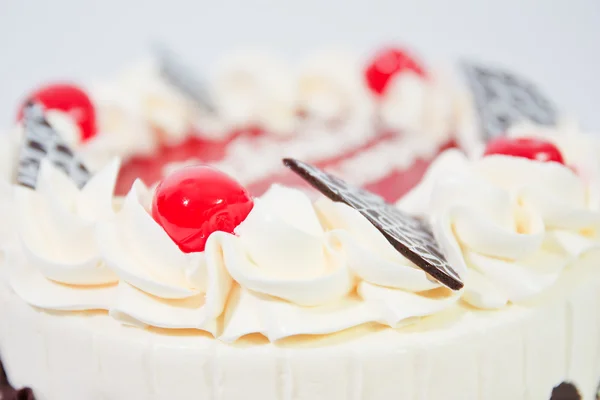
[399, 149, 600, 309]
[2, 256, 600, 400]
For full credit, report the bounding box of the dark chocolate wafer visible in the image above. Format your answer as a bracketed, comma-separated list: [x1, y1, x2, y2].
[462, 62, 558, 141]
[17, 102, 91, 190]
[283, 158, 463, 290]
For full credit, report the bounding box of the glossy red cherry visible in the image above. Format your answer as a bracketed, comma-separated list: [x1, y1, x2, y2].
[484, 137, 565, 164]
[365, 48, 426, 96]
[18, 83, 97, 142]
[152, 166, 254, 253]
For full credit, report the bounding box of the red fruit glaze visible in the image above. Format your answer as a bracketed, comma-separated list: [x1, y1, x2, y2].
[484, 137, 565, 164]
[18, 83, 97, 142]
[152, 166, 254, 253]
[365, 48, 426, 96]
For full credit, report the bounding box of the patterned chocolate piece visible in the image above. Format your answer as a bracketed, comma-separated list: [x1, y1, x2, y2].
[17, 102, 91, 189]
[462, 62, 558, 140]
[153, 44, 215, 112]
[283, 158, 463, 290]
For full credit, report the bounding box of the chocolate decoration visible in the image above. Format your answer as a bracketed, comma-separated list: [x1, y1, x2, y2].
[283, 158, 464, 290]
[0, 357, 35, 400]
[17, 102, 91, 190]
[153, 44, 215, 112]
[462, 62, 558, 140]
[550, 382, 581, 400]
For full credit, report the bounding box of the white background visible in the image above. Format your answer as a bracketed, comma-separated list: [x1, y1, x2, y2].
[0, 0, 599, 129]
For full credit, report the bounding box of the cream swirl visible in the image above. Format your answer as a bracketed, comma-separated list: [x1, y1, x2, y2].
[96, 180, 233, 335]
[211, 51, 297, 136]
[220, 185, 459, 342]
[380, 67, 476, 147]
[81, 61, 200, 169]
[8, 158, 120, 310]
[399, 149, 600, 309]
[296, 51, 375, 137]
[112, 61, 199, 144]
[82, 81, 159, 170]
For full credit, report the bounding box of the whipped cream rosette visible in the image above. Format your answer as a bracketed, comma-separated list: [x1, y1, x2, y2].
[10, 78, 178, 174]
[380, 67, 474, 147]
[81, 61, 204, 169]
[211, 51, 297, 136]
[296, 51, 375, 137]
[96, 180, 233, 335]
[82, 81, 160, 169]
[221, 184, 460, 342]
[316, 197, 460, 315]
[9, 158, 120, 310]
[399, 146, 600, 309]
[109, 61, 200, 143]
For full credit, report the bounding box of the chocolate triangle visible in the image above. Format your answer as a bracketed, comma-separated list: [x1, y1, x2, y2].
[153, 44, 215, 112]
[283, 158, 463, 290]
[462, 62, 558, 141]
[17, 102, 91, 189]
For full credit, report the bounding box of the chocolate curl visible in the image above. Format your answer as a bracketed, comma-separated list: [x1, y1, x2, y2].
[462, 62, 558, 141]
[17, 102, 90, 190]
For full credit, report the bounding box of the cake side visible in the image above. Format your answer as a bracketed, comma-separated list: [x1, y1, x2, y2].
[1, 255, 599, 400]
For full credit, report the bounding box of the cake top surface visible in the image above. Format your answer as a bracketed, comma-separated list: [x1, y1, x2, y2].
[1, 45, 596, 344]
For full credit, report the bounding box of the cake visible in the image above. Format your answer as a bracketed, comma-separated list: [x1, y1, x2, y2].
[0, 45, 596, 400]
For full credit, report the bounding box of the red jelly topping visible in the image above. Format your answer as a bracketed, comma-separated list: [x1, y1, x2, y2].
[18, 83, 97, 142]
[365, 48, 426, 96]
[484, 137, 565, 164]
[152, 165, 254, 253]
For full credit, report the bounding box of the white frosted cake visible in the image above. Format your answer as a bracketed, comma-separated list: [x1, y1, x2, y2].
[0, 46, 597, 400]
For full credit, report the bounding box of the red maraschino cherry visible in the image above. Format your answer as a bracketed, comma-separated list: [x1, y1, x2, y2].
[484, 137, 565, 164]
[365, 47, 426, 96]
[152, 165, 254, 253]
[18, 83, 97, 142]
